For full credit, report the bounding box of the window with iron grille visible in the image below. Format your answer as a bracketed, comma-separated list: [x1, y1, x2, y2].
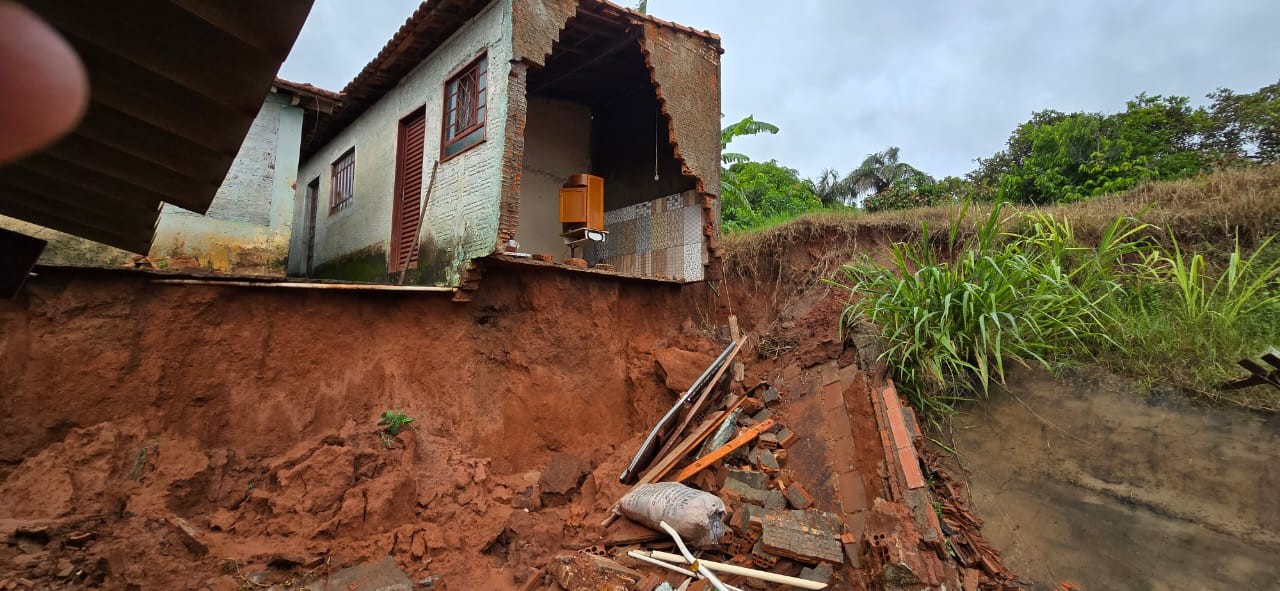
[330, 148, 355, 214]
[442, 53, 487, 159]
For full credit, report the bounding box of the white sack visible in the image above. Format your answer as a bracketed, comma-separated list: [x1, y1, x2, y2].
[618, 482, 727, 547]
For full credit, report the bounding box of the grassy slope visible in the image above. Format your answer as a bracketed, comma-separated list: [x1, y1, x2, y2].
[722, 165, 1280, 411]
[725, 164, 1280, 257]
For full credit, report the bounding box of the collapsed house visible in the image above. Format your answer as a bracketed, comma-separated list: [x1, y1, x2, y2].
[289, 0, 724, 286]
[2, 0, 723, 288]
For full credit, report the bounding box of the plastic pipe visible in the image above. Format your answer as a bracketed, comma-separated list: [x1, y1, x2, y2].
[644, 550, 828, 590]
[626, 551, 744, 591]
[659, 521, 731, 591]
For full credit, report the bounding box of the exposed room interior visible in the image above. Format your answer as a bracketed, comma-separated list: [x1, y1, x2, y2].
[519, 6, 704, 280]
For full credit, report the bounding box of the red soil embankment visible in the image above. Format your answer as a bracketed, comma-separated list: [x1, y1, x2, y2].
[0, 266, 718, 589]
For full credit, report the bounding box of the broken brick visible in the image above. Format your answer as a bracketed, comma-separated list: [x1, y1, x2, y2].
[799, 563, 834, 585]
[775, 427, 798, 448]
[784, 483, 814, 510]
[724, 476, 771, 506]
[760, 511, 844, 565]
[752, 408, 773, 423]
[750, 539, 779, 568]
[756, 449, 780, 473]
[763, 387, 780, 404]
[763, 490, 787, 510]
[727, 468, 767, 490]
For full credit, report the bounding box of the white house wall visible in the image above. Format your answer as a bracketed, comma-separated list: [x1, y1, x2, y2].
[151, 94, 303, 274]
[293, 0, 512, 285]
[516, 97, 591, 258]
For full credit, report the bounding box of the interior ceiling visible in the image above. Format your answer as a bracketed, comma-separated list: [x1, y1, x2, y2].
[0, 0, 314, 254]
[526, 5, 652, 107]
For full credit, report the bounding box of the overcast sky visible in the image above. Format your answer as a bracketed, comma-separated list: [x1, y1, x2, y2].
[280, 0, 1280, 180]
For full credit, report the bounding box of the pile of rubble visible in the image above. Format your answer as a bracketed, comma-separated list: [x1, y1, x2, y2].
[523, 332, 848, 591]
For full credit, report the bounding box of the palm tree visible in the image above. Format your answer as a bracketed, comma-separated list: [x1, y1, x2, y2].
[805, 168, 855, 206]
[720, 115, 780, 212]
[844, 147, 931, 197]
[722, 115, 779, 164]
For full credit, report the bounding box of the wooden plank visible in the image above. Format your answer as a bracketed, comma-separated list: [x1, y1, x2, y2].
[646, 393, 747, 483]
[639, 414, 723, 485]
[671, 419, 775, 483]
[651, 338, 745, 463]
[728, 314, 740, 342]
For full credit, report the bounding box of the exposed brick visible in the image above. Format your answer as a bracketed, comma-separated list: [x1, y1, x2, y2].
[496, 62, 529, 250]
[760, 511, 845, 565]
[727, 468, 767, 490]
[775, 427, 798, 449]
[511, 0, 578, 66]
[799, 563, 834, 585]
[639, 24, 721, 197]
[750, 539, 779, 568]
[756, 448, 780, 473]
[784, 483, 815, 510]
[723, 477, 770, 507]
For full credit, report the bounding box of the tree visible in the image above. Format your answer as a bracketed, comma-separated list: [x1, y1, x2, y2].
[1205, 79, 1280, 164]
[805, 168, 854, 207]
[844, 147, 932, 199]
[720, 115, 781, 216]
[972, 94, 1219, 204]
[722, 160, 821, 231]
[721, 115, 779, 164]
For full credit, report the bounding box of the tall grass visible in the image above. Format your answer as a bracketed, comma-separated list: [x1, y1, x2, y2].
[833, 200, 1280, 417]
[831, 201, 1119, 417]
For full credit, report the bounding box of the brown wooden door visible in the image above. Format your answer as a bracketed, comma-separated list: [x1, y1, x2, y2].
[390, 107, 427, 273]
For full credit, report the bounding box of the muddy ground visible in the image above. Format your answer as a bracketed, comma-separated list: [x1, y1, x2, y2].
[950, 366, 1280, 590]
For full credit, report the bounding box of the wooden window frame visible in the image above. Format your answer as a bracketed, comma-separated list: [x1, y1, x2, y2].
[329, 147, 355, 215]
[440, 52, 488, 161]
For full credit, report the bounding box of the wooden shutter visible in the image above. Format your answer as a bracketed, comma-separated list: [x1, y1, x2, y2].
[391, 108, 427, 273]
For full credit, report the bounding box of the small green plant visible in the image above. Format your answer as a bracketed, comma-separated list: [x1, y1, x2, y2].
[378, 409, 414, 436]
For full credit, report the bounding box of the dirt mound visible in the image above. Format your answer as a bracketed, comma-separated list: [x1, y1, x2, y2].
[0, 265, 721, 589]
